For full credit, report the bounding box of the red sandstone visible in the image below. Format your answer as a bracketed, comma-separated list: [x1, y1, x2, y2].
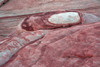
[0, 0, 100, 67]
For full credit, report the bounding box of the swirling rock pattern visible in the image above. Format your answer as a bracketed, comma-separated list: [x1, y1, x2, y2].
[0, 0, 100, 67]
[0, 11, 100, 67]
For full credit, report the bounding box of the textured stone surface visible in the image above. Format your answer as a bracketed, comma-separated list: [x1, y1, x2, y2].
[19, 11, 82, 31]
[0, 11, 100, 67]
[0, 0, 100, 18]
[0, 0, 100, 38]
[1, 22, 100, 67]
[0, 12, 100, 39]
[0, 0, 100, 67]
[0, 30, 48, 66]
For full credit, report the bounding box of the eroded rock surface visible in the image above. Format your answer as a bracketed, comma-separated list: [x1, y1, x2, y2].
[0, 10, 100, 67]
[1, 22, 100, 67]
[0, 0, 100, 67]
[0, 0, 100, 38]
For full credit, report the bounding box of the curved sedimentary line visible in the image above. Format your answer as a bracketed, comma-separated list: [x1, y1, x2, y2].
[0, 0, 9, 7]
[0, 30, 46, 66]
[0, 6, 100, 19]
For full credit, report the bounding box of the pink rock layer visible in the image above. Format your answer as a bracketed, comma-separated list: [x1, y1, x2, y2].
[2, 22, 100, 67]
[0, 30, 48, 66]
[0, 11, 100, 67]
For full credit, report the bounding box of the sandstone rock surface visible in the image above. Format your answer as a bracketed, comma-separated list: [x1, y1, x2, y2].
[0, 0, 100, 67]
[1, 22, 100, 67]
[0, 0, 100, 38]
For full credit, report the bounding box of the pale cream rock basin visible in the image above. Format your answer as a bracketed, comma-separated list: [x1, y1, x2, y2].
[48, 12, 80, 24]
